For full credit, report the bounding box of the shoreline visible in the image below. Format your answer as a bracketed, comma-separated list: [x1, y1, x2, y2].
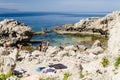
[54, 30, 101, 36]
[0, 11, 120, 80]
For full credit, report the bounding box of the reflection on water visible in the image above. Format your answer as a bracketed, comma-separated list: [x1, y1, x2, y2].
[32, 33, 108, 49]
[49, 34, 108, 49]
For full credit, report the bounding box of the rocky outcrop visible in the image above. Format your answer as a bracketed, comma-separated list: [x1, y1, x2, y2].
[74, 17, 99, 31]
[0, 56, 16, 74]
[87, 40, 104, 55]
[54, 11, 120, 37]
[0, 47, 18, 74]
[0, 19, 32, 45]
[107, 16, 120, 54]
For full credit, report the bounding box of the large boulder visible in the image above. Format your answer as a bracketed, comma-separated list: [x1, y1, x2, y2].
[57, 50, 68, 57]
[0, 19, 32, 45]
[87, 40, 104, 55]
[0, 56, 16, 74]
[46, 46, 60, 57]
[64, 45, 78, 51]
[74, 17, 99, 29]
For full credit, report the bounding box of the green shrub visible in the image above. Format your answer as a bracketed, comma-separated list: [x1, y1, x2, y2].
[101, 57, 109, 67]
[39, 77, 44, 80]
[23, 45, 35, 52]
[79, 72, 84, 78]
[5, 70, 13, 78]
[0, 74, 6, 80]
[63, 72, 72, 80]
[0, 71, 13, 80]
[114, 56, 120, 68]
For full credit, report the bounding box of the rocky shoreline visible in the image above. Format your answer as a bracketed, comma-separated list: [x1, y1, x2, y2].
[0, 19, 33, 46]
[54, 11, 120, 38]
[0, 11, 120, 80]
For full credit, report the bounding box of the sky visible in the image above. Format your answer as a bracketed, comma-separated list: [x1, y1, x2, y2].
[0, 0, 120, 12]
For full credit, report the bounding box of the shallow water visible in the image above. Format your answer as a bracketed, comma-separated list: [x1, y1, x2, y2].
[0, 12, 108, 46]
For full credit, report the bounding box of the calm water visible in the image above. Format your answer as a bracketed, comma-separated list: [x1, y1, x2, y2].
[0, 12, 108, 46]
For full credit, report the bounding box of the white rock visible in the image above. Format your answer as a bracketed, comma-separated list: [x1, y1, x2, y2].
[68, 50, 76, 57]
[9, 48, 18, 61]
[0, 47, 9, 56]
[46, 46, 59, 56]
[91, 40, 101, 49]
[0, 56, 16, 74]
[0, 19, 32, 45]
[64, 45, 77, 51]
[107, 17, 120, 54]
[57, 50, 68, 57]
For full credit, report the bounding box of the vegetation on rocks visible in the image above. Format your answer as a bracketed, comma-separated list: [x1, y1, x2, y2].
[79, 72, 84, 78]
[0, 70, 13, 80]
[101, 57, 109, 67]
[114, 55, 120, 68]
[22, 45, 35, 52]
[63, 72, 72, 80]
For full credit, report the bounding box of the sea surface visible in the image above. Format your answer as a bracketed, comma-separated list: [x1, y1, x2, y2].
[0, 12, 108, 46]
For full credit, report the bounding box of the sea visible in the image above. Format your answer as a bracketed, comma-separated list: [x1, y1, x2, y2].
[0, 12, 109, 46]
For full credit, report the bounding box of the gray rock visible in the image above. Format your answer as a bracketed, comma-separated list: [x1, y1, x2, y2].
[9, 48, 18, 61]
[77, 45, 86, 52]
[88, 40, 104, 55]
[91, 40, 101, 49]
[0, 56, 16, 74]
[46, 46, 60, 57]
[57, 50, 68, 57]
[0, 47, 10, 56]
[68, 50, 76, 57]
[0, 19, 32, 45]
[64, 45, 77, 51]
[7, 76, 19, 80]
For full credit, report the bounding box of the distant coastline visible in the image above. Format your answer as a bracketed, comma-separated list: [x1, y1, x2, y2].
[0, 11, 108, 17]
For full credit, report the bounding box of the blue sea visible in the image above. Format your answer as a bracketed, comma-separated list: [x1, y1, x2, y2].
[0, 12, 108, 46]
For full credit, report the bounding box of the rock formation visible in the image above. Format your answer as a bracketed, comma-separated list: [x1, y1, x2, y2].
[0, 19, 32, 45]
[54, 11, 120, 37]
[107, 17, 120, 54]
[0, 56, 16, 74]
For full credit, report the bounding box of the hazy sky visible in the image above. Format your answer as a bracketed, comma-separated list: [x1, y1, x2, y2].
[0, 0, 120, 12]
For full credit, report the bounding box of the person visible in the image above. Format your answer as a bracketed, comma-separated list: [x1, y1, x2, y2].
[3, 41, 9, 48]
[59, 46, 64, 50]
[38, 43, 42, 51]
[17, 44, 23, 51]
[41, 43, 47, 52]
[36, 41, 49, 52]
